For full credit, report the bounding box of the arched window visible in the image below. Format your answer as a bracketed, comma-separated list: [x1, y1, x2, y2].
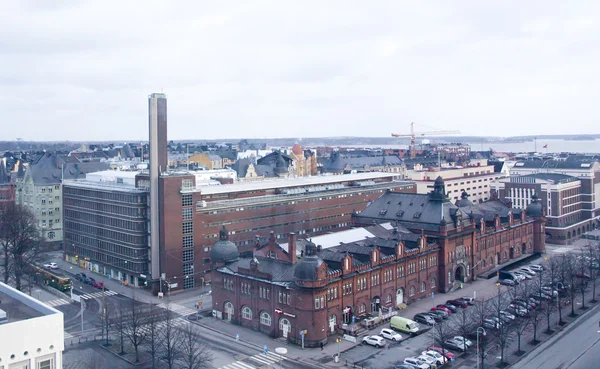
[386, 294, 392, 303]
[260, 311, 271, 326]
[279, 318, 291, 330]
[430, 278, 436, 288]
[242, 306, 252, 320]
[420, 282, 426, 292]
[409, 286, 415, 297]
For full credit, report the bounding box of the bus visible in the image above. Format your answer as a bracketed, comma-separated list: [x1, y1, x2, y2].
[30, 264, 72, 292]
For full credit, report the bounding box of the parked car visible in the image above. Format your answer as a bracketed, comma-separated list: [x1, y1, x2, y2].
[444, 338, 467, 352]
[460, 297, 475, 305]
[500, 311, 516, 320]
[438, 303, 457, 313]
[421, 350, 448, 366]
[447, 299, 468, 308]
[92, 281, 104, 289]
[426, 345, 456, 360]
[403, 357, 430, 369]
[499, 278, 516, 286]
[513, 271, 532, 280]
[361, 335, 386, 348]
[529, 264, 544, 272]
[452, 336, 473, 348]
[423, 312, 443, 322]
[541, 287, 559, 298]
[513, 300, 534, 310]
[483, 318, 500, 330]
[531, 292, 552, 300]
[84, 277, 96, 285]
[520, 267, 537, 276]
[414, 313, 436, 325]
[507, 304, 529, 317]
[417, 354, 438, 368]
[394, 365, 415, 369]
[380, 328, 402, 342]
[44, 262, 58, 269]
[432, 306, 452, 314]
[75, 273, 87, 282]
[428, 309, 449, 319]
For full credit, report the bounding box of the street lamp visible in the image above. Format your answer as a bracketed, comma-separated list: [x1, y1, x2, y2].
[476, 327, 487, 369]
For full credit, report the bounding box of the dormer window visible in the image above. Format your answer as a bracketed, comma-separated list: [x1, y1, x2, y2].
[413, 212, 421, 218]
[373, 251, 377, 263]
[267, 250, 277, 259]
[345, 258, 349, 270]
[379, 209, 387, 215]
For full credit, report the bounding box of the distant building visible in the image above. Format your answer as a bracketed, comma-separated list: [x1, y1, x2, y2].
[15, 153, 109, 244]
[256, 151, 295, 178]
[62, 170, 149, 287]
[289, 144, 318, 177]
[188, 152, 223, 170]
[320, 151, 405, 177]
[406, 159, 503, 204]
[0, 161, 15, 205]
[0, 281, 64, 368]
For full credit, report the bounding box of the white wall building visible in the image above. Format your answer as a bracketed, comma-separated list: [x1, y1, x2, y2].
[406, 160, 504, 203]
[0, 282, 64, 369]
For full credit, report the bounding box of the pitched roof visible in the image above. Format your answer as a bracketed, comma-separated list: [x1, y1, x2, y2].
[28, 153, 110, 185]
[321, 152, 403, 172]
[512, 160, 598, 170]
[0, 162, 10, 185]
[520, 173, 580, 184]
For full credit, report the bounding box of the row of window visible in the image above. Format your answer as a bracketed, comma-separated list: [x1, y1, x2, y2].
[64, 197, 144, 217]
[327, 287, 338, 301]
[64, 220, 146, 245]
[64, 208, 146, 232]
[64, 187, 146, 204]
[65, 244, 146, 272]
[65, 232, 147, 258]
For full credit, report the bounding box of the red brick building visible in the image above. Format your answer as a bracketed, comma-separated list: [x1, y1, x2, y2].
[145, 172, 416, 293]
[211, 222, 439, 347]
[0, 162, 15, 205]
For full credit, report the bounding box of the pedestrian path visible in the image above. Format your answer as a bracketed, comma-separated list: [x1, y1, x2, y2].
[157, 302, 197, 316]
[46, 298, 71, 307]
[80, 290, 118, 300]
[219, 352, 285, 369]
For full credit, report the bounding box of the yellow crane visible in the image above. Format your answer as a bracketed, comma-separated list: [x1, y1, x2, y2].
[391, 122, 460, 159]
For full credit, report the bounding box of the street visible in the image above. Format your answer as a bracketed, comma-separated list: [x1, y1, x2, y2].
[512, 302, 600, 369]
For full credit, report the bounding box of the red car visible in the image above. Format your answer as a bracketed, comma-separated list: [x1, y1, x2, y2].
[431, 306, 452, 314]
[427, 345, 456, 361]
[92, 281, 104, 289]
[447, 299, 468, 308]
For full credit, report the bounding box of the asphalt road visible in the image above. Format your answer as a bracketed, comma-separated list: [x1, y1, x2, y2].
[512, 304, 600, 369]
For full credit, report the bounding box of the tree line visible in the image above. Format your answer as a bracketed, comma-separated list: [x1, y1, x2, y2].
[103, 296, 213, 369]
[431, 245, 600, 368]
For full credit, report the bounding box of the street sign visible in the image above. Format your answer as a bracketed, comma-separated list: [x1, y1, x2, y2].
[300, 330, 307, 335]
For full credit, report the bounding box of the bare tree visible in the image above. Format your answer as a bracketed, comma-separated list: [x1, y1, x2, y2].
[450, 306, 474, 354]
[471, 299, 493, 368]
[178, 322, 214, 369]
[144, 303, 164, 369]
[112, 301, 128, 355]
[430, 318, 455, 359]
[102, 303, 112, 347]
[561, 253, 579, 317]
[505, 281, 529, 355]
[489, 284, 512, 365]
[0, 203, 44, 290]
[587, 242, 600, 303]
[527, 277, 545, 344]
[160, 304, 181, 369]
[547, 256, 566, 325]
[123, 295, 148, 363]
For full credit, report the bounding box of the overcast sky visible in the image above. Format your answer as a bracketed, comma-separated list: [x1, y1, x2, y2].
[2, 1, 599, 141]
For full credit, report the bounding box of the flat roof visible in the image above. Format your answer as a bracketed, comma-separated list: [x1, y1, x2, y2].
[0, 282, 59, 324]
[197, 172, 401, 195]
[63, 180, 148, 193]
[86, 170, 141, 179]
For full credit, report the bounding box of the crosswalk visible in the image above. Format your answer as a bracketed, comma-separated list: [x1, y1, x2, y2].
[219, 352, 285, 369]
[138, 316, 189, 335]
[80, 290, 118, 300]
[157, 302, 197, 316]
[46, 298, 71, 307]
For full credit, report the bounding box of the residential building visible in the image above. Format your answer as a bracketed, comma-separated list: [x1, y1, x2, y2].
[62, 170, 149, 287]
[352, 177, 546, 292]
[141, 171, 415, 293]
[494, 173, 590, 244]
[406, 159, 504, 204]
[189, 152, 223, 170]
[0, 281, 64, 368]
[15, 153, 109, 244]
[255, 151, 295, 178]
[288, 144, 318, 177]
[231, 158, 265, 182]
[211, 222, 439, 347]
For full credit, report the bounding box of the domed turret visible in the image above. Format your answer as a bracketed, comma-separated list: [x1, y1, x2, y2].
[294, 243, 325, 286]
[429, 176, 448, 201]
[455, 191, 473, 207]
[210, 226, 239, 263]
[292, 143, 303, 156]
[526, 193, 544, 218]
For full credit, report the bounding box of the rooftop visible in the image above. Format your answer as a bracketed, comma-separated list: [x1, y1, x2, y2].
[63, 179, 148, 193]
[0, 282, 60, 324]
[194, 172, 400, 195]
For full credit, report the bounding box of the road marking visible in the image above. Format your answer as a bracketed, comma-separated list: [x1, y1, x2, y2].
[80, 290, 118, 300]
[220, 362, 256, 369]
[45, 299, 70, 307]
[157, 302, 197, 316]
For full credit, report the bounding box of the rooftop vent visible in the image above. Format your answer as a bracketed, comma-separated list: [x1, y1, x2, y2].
[413, 212, 421, 219]
[379, 209, 388, 215]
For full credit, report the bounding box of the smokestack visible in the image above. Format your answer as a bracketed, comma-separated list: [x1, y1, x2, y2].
[288, 232, 297, 263]
[148, 92, 167, 283]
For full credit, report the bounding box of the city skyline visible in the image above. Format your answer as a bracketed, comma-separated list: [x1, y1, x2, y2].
[2, 1, 600, 141]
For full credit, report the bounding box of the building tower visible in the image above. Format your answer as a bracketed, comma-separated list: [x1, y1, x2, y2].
[148, 93, 168, 285]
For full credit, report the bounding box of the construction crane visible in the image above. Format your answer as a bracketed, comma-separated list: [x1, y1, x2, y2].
[392, 122, 460, 159]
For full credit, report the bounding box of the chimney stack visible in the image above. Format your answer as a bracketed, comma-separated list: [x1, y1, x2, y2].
[288, 232, 297, 263]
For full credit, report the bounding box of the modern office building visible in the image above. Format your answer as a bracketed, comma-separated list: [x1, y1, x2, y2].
[0, 282, 64, 368]
[63, 171, 149, 286]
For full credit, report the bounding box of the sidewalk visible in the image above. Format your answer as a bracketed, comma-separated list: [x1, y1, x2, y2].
[50, 251, 209, 305]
